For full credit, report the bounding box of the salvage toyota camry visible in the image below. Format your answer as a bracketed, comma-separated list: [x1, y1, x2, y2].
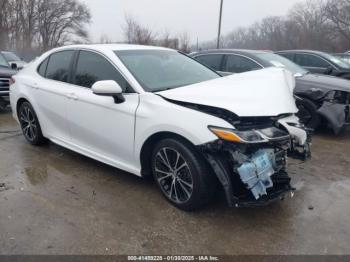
[10, 45, 310, 210]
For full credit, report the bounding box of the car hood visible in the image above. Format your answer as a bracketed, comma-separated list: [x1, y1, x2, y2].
[0, 67, 17, 78]
[157, 68, 298, 117]
[296, 73, 350, 100]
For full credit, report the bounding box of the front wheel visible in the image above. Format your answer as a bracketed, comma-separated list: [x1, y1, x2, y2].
[152, 138, 215, 211]
[18, 102, 46, 145]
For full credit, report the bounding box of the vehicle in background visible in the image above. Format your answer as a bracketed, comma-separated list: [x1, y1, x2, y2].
[0, 52, 17, 110]
[275, 50, 350, 80]
[1, 51, 27, 70]
[191, 50, 350, 134]
[10, 44, 310, 210]
[333, 53, 350, 65]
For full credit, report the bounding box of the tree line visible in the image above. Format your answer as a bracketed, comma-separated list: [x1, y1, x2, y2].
[201, 0, 350, 52]
[0, 0, 91, 53]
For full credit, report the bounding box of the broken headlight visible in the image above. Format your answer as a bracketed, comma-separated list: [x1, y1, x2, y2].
[208, 126, 290, 144]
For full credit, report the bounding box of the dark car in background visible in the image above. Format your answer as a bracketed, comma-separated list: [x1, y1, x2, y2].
[1, 51, 27, 70]
[276, 50, 350, 80]
[190, 49, 350, 134]
[0, 53, 17, 110]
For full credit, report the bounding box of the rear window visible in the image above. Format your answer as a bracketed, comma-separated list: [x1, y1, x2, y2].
[46, 51, 75, 83]
[195, 54, 224, 71]
[38, 58, 49, 77]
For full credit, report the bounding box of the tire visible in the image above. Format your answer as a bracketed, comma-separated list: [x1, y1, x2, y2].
[151, 138, 215, 211]
[18, 102, 46, 145]
[296, 98, 321, 130]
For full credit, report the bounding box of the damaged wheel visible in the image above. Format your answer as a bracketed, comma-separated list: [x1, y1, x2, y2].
[152, 138, 214, 211]
[18, 102, 46, 145]
[296, 98, 321, 130]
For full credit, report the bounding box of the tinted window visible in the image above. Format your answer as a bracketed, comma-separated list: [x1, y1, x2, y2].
[38, 58, 49, 77]
[75, 51, 131, 92]
[225, 55, 261, 73]
[46, 51, 74, 83]
[195, 54, 224, 71]
[279, 53, 295, 61]
[295, 54, 329, 68]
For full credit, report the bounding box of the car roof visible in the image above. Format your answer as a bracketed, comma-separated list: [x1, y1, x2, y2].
[191, 49, 270, 56]
[50, 44, 173, 53]
[276, 50, 329, 56]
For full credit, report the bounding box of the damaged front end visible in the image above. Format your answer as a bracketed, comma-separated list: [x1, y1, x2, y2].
[318, 90, 350, 134]
[198, 116, 311, 207]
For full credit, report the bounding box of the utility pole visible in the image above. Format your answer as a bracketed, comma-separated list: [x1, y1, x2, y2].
[217, 0, 224, 49]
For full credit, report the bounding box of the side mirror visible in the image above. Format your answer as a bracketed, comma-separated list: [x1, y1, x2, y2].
[11, 63, 18, 70]
[92, 80, 125, 104]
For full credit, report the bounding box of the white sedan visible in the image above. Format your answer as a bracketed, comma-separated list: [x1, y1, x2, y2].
[10, 44, 310, 210]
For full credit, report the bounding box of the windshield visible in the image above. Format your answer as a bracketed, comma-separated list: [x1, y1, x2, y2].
[255, 53, 309, 75]
[115, 50, 220, 92]
[2, 52, 21, 62]
[323, 53, 350, 69]
[0, 54, 9, 68]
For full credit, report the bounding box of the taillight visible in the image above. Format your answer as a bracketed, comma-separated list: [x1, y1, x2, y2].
[9, 77, 15, 85]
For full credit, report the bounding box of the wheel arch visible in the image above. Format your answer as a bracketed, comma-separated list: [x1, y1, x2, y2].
[139, 131, 198, 177]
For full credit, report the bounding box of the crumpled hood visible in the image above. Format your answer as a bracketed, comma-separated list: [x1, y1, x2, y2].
[158, 68, 298, 117]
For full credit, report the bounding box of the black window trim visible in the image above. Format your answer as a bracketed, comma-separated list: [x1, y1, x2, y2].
[71, 48, 137, 93]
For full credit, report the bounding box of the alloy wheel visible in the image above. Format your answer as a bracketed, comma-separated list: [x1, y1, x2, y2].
[154, 147, 194, 204]
[19, 104, 38, 142]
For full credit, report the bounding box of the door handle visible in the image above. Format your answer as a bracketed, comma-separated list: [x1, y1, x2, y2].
[67, 92, 79, 101]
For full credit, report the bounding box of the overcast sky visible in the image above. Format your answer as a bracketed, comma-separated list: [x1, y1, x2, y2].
[81, 0, 307, 44]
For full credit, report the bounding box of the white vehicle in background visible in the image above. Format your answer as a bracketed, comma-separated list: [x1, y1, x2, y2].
[10, 44, 310, 210]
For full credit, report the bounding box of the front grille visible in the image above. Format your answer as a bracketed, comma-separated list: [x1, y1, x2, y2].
[0, 77, 10, 95]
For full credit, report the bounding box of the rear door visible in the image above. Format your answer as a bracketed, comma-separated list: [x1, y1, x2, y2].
[67, 50, 139, 171]
[32, 50, 75, 142]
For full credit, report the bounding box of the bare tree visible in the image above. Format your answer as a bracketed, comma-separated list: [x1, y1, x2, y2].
[123, 15, 156, 45]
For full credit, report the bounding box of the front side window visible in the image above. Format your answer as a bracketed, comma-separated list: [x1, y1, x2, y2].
[115, 50, 220, 92]
[74, 51, 131, 92]
[295, 54, 329, 68]
[46, 51, 75, 83]
[195, 54, 224, 71]
[224, 55, 261, 73]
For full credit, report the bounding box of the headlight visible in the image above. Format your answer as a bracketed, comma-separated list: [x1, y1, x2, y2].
[208, 126, 267, 143]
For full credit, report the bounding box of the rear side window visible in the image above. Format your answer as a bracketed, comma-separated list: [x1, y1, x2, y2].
[46, 51, 75, 83]
[38, 58, 49, 77]
[195, 54, 224, 71]
[224, 55, 261, 73]
[295, 54, 329, 68]
[74, 50, 131, 92]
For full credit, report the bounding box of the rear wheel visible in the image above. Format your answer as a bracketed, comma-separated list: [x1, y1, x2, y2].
[151, 138, 215, 211]
[18, 102, 46, 145]
[296, 98, 321, 130]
